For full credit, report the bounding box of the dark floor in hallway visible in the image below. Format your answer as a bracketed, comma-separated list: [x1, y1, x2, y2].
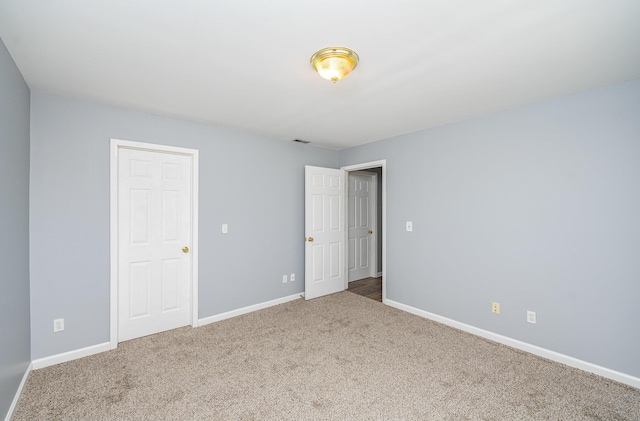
[347, 277, 382, 302]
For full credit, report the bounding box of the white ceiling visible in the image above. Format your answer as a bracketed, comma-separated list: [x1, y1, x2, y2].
[1, 1, 639, 149]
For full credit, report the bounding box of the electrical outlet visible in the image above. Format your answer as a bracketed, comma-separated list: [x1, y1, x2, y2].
[527, 311, 537, 324]
[54, 318, 64, 332]
[290, 273, 295, 282]
[491, 302, 500, 315]
[282, 275, 288, 283]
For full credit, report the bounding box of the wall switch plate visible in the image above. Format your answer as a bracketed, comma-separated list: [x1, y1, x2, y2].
[54, 318, 64, 332]
[406, 221, 413, 232]
[527, 311, 537, 324]
[221, 224, 228, 234]
[290, 273, 295, 282]
[491, 302, 500, 315]
[282, 275, 288, 283]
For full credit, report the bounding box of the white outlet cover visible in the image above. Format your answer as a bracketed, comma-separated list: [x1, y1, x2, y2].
[527, 311, 537, 324]
[406, 221, 413, 232]
[221, 224, 228, 234]
[53, 318, 64, 332]
[282, 275, 288, 283]
[290, 273, 295, 282]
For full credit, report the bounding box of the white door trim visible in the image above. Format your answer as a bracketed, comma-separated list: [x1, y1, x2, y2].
[341, 160, 386, 302]
[347, 171, 377, 281]
[110, 138, 199, 349]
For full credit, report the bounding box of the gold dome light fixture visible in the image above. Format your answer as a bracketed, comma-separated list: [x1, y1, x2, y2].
[310, 47, 359, 83]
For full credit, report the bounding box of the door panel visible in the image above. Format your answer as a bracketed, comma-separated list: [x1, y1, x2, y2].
[359, 237, 369, 267]
[162, 191, 180, 241]
[305, 166, 346, 300]
[129, 261, 151, 318]
[161, 258, 180, 311]
[118, 148, 192, 342]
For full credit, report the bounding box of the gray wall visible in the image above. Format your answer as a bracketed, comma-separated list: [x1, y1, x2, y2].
[0, 38, 31, 419]
[30, 93, 338, 359]
[340, 78, 640, 378]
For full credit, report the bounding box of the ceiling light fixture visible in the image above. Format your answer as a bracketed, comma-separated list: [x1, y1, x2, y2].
[310, 47, 359, 83]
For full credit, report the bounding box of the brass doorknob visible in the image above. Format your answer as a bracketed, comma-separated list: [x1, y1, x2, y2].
[306, 237, 314, 242]
[182, 246, 189, 253]
[368, 230, 373, 234]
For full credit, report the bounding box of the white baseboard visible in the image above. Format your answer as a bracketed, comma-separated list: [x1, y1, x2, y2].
[385, 299, 640, 390]
[4, 362, 32, 421]
[199, 293, 302, 326]
[32, 342, 111, 370]
[30, 294, 303, 371]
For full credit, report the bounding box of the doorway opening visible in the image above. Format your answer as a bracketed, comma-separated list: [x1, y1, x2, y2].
[342, 160, 386, 303]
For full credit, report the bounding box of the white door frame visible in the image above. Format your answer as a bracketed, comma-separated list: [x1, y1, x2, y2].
[347, 171, 377, 281]
[109, 138, 199, 349]
[341, 160, 386, 302]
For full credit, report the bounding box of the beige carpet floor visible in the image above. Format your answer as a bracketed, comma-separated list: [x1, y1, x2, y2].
[14, 292, 640, 420]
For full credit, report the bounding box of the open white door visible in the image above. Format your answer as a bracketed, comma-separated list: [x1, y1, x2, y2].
[304, 166, 346, 300]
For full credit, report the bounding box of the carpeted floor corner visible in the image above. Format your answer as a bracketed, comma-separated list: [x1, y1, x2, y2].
[14, 292, 640, 420]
